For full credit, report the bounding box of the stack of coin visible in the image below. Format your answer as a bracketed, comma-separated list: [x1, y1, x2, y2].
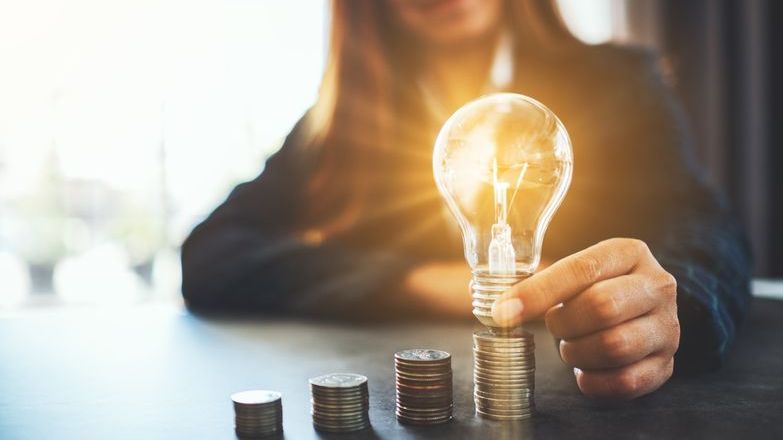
[309, 373, 371, 432]
[231, 390, 283, 438]
[394, 349, 453, 425]
[473, 329, 535, 420]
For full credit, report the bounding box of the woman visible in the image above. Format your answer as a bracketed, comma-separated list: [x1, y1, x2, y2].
[181, 0, 751, 399]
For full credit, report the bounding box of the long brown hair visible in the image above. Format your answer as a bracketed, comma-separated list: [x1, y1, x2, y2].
[299, 0, 581, 240]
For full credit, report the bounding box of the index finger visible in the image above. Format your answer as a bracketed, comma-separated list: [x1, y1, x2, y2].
[491, 238, 648, 326]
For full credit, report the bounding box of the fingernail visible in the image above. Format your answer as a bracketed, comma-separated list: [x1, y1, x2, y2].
[492, 298, 524, 325]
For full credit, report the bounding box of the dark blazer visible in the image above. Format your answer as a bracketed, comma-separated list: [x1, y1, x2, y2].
[181, 44, 752, 373]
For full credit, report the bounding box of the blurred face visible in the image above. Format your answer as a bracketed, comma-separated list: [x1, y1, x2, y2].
[388, 0, 504, 48]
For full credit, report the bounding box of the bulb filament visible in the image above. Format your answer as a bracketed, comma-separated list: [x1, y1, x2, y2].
[489, 160, 515, 274]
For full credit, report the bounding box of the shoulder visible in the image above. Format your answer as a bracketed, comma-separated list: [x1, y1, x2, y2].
[535, 43, 678, 119]
[562, 43, 667, 85]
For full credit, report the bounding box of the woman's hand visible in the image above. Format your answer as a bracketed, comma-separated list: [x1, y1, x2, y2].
[404, 261, 473, 318]
[492, 238, 680, 400]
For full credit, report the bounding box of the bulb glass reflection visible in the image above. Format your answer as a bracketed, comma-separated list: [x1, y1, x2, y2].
[433, 93, 572, 325]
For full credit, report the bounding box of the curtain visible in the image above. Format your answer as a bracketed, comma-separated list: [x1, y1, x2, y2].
[624, 0, 781, 276]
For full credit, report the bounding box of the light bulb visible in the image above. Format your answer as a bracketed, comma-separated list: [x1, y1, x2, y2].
[433, 93, 573, 328]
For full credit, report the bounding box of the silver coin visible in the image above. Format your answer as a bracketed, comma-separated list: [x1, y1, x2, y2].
[235, 428, 282, 437]
[396, 387, 452, 396]
[396, 394, 454, 402]
[475, 384, 535, 391]
[395, 379, 452, 388]
[396, 412, 452, 423]
[235, 413, 282, 421]
[396, 371, 452, 378]
[234, 404, 282, 411]
[395, 378, 452, 386]
[234, 422, 282, 430]
[310, 386, 368, 394]
[473, 343, 536, 353]
[234, 424, 282, 432]
[474, 365, 535, 375]
[476, 409, 534, 421]
[395, 349, 451, 362]
[310, 386, 368, 395]
[313, 418, 370, 428]
[310, 393, 368, 402]
[474, 359, 535, 369]
[396, 402, 454, 411]
[397, 412, 453, 422]
[234, 410, 282, 419]
[473, 360, 535, 370]
[474, 370, 535, 381]
[473, 369, 535, 379]
[474, 377, 535, 387]
[313, 412, 370, 420]
[235, 419, 281, 425]
[397, 411, 452, 419]
[235, 428, 282, 435]
[474, 389, 534, 399]
[309, 373, 367, 389]
[311, 397, 368, 404]
[396, 411, 453, 420]
[474, 357, 535, 368]
[473, 334, 535, 343]
[474, 339, 534, 347]
[396, 391, 453, 401]
[231, 390, 282, 406]
[311, 410, 368, 419]
[474, 355, 535, 363]
[474, 328, 533, 339]
[474, 376, 535, 385]
[313, 424, 370, 433]
[473, 344, 536, 354]
[395, 370, 451, 377]
[395, 375, 452, 383]
[312, 415, 369, 425]
[475, 396, 534, 409]
[310, 392, 368, 401]
[476, 405, 535, 417]
[311, 401, 368, 410]
[474, 382, 535, 391]
[395, 360, 451, 368]
[313, 423, 370, 433]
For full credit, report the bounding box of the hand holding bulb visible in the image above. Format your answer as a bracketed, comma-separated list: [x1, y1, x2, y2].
[492, 238, 680, 400]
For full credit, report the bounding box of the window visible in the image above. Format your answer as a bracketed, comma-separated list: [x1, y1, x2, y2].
[0, 0, 327, 307]
[0, 0, 625, 310]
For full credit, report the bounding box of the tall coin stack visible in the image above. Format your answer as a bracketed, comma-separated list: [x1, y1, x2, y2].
[309, 373, 371, 433]
[473, 329, 535, 420]
[394, 349, 453, 425]
[231, 390, 283, 438]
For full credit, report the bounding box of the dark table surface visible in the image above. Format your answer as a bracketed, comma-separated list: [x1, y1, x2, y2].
[1, 298, 782, 439]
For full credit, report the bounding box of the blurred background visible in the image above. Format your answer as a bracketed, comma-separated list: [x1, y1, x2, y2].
[0, 0, 780, 311]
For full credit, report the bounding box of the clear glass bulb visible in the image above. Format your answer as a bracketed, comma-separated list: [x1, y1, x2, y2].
[433, 93, 573, 327]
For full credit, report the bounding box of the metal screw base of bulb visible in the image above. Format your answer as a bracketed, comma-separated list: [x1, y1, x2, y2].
[470, 271, 530, 329]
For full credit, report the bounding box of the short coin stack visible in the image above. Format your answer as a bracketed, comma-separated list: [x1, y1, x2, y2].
[394, 349, 453, 425]
[231, 390, 283, 438]
[473, 328, 535, 420]
[309, 373, 371, 432]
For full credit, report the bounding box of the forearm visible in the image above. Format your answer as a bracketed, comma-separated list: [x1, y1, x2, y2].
[181, 225, 418, 319]
[403, 261, 473, 318]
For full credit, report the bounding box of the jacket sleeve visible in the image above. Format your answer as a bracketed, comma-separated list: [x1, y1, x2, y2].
[180, 118, 418, 318]
[588, 48, 753, 373]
